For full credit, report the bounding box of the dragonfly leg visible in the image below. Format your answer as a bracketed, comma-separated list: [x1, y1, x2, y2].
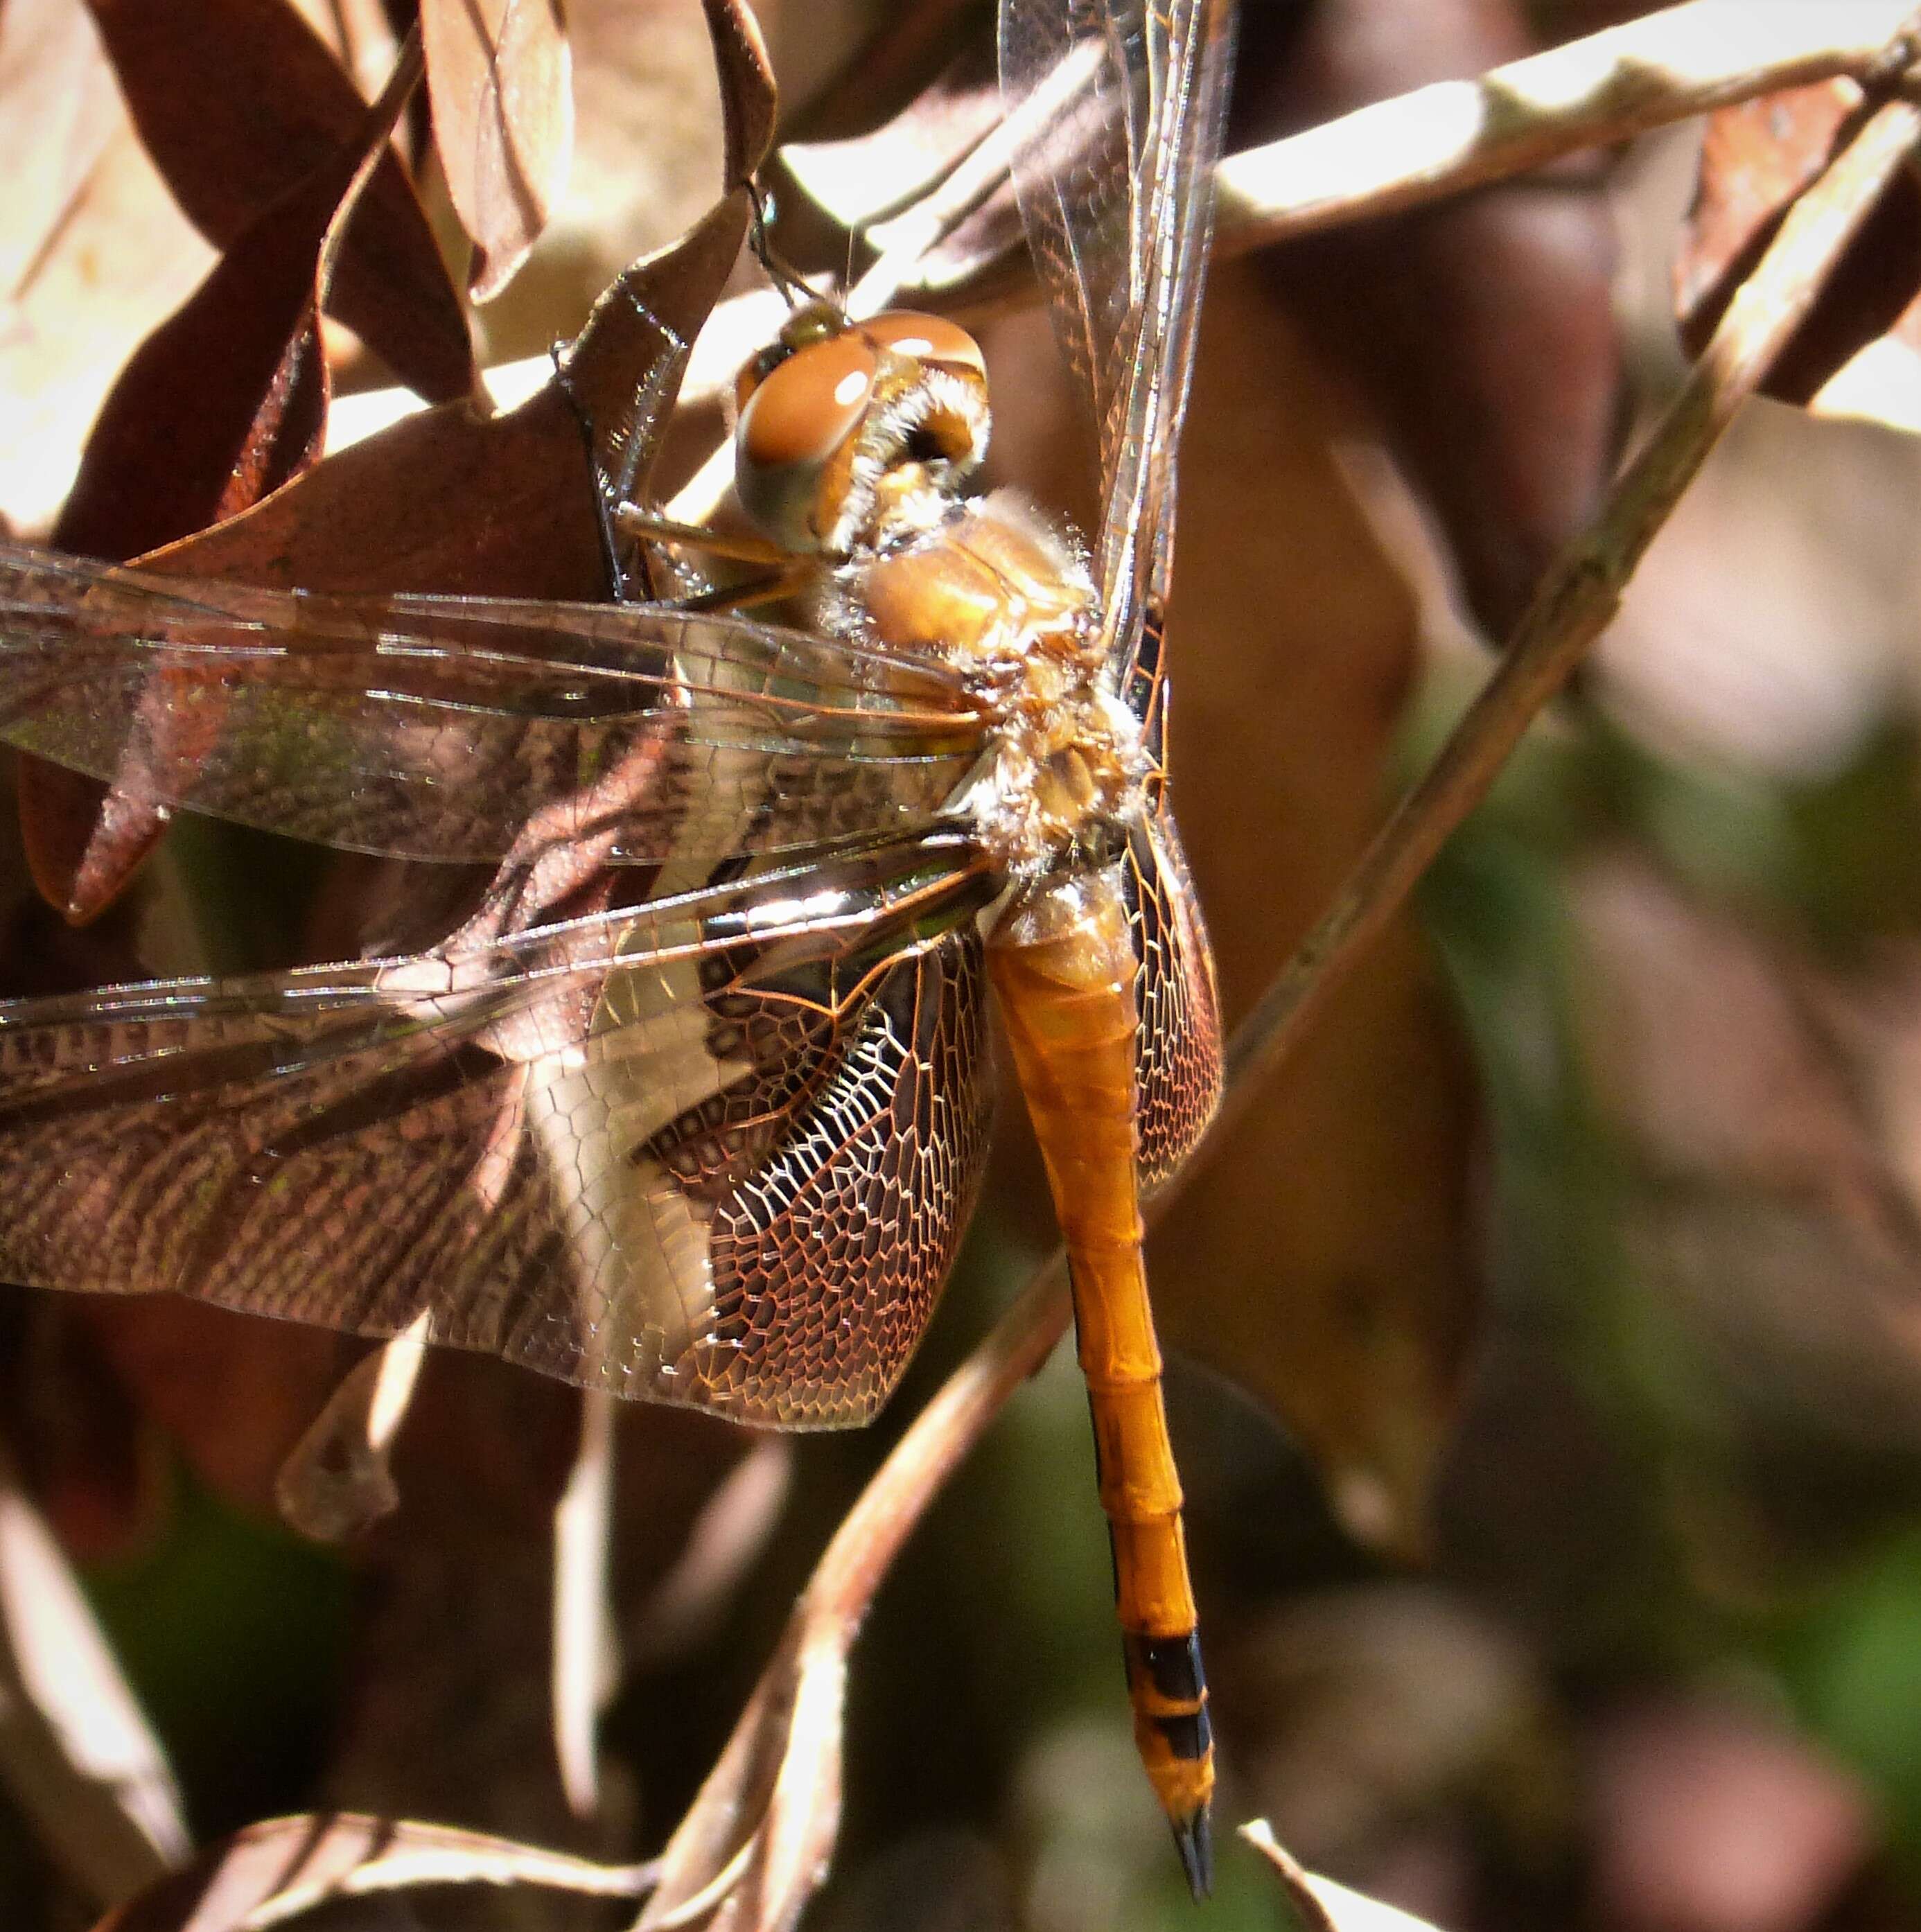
[612, 505, 795, 567]
[672, 562, 823, 616]
[548, 340, 642, 599]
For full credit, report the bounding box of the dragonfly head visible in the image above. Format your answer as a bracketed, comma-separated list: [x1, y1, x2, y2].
[733, 307, 989, 556]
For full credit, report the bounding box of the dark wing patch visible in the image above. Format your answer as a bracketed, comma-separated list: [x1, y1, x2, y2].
[688, 929, 993, 1424]
[0, 836, 993, 1423]
[1125, 798, 1222, 1193]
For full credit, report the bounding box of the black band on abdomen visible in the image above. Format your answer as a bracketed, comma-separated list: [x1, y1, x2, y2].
[1124, 1628, 1206, 1705]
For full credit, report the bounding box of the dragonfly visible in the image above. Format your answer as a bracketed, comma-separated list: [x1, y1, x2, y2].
[0, 0, 1234, 1890]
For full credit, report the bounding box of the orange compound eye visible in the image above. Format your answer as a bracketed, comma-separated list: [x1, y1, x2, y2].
[737, 331, 877, 471]
[859, 311, 986, 377]
[734, 330, 879, 547]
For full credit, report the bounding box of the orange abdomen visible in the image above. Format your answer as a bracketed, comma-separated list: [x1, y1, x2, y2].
[987, 865, 1213, 1893]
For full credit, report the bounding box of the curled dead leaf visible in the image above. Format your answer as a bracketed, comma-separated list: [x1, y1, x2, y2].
[83, 0, 475, 405]
[134, 187, 748, 602]
[777, 37, 1001, 233]
[701, 0, 779, 195]
[27, 31, 444, 925]
[274, 1320, 431, 1544]
[1241, 1818, 1453, 1932]
[1678, 81, 1921, 425]
[89, 1812, 655, 1932]
[421, 0, 574, 301]
[0, 1, 213, 536]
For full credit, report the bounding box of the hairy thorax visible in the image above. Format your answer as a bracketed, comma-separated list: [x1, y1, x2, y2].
[847, 489, 1148, 877]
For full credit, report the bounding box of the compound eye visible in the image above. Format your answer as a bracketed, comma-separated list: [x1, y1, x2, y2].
[861, 311, 986, 377]
[734, 331, 879, 547]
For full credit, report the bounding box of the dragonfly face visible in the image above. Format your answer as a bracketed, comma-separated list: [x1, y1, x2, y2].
[0, 0, 1236, 1891]
[731, 305, 990, 555]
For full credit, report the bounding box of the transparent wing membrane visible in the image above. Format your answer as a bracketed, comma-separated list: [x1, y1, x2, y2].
[997, 0, 1234, 714]
[0, 834, 995, 1424]
[0, 544, 988, 867]
[0, 0, 1234, 1441]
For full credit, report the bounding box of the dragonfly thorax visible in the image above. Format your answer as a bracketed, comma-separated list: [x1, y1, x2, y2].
[854, 491, 1148, 877]
[731, 307, 1150, 875]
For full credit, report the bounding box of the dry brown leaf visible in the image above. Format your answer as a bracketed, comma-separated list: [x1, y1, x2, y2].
[1678, 80, 1921, 426]
[84, 0, 476, 407]
[421, 0, 574, 301]
[468, 0, 728, 369]
[25, 35, 442, 926]
[1245, 0, 1624, 635]
[407, 0, 771, 371]
[702, 0, 779, 197]
[848, 75, 1030, 311]
[289, 0, 405, 102]
[0, 1448, 187, 1905]
[10, 191, 743, 1081]
[0, 0, 123, 299]
[772, 0, 974, 139]
[778, 37, 1001, 232]
[89, 1811, 654, 1932]
[139, 188, 747, 600]
[0, 3, 213, 536]
[1242, 1818, 1453, 1932]
[986, 260, 1480, 1558]
[12, 1, 760, 925]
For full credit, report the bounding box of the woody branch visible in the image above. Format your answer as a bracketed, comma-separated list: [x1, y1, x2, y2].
[758, 0, 1921, 1712]
[1213, 0, 1921, 255]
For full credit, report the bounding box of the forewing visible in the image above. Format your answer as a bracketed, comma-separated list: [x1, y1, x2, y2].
[0, 835, 994, 1425]
[0, 543, 986, 867]
[997, 0, 1139, 477]
[997, 0, 1234, 717]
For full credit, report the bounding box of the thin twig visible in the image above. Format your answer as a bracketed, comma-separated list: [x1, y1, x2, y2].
[1214, 47, 1921, 1136]
[694, 0, 1921, 1851]
[1215, 0, 1919, 254]
[330, 2, 1921, 459]
[600, 18, 1921, 1929]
